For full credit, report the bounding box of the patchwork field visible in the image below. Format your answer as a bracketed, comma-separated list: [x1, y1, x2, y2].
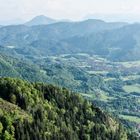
[119, 115, 140, 123]
[123, 84, 140, 93]
[119, 61, 140, 68]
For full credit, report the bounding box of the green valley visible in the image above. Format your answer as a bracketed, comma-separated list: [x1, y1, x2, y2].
[0, 17, 140, 139]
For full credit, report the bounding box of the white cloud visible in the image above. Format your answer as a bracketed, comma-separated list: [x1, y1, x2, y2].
[0, 0, 140, 21]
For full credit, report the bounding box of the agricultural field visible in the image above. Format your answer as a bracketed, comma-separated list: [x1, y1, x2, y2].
[123, 84, 140, 93]
[49, 53, 140, 132]
[119, 115, 140, 123]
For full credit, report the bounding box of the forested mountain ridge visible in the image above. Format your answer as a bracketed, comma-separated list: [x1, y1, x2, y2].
[0, 19, 130, 60]
[0, 77, 132, 140]
[0, 19, 140, 61]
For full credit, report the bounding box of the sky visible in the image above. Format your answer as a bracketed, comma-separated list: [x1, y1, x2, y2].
[1, 0, 140, 23]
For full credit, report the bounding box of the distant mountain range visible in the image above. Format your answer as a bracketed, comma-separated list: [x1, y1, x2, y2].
[0, 17, 140, 61]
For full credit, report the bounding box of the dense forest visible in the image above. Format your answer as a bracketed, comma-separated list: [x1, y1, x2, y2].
[0, 77, 136, 140]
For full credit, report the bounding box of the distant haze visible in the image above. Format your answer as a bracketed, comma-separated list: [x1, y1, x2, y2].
[1, 0, 140, 24]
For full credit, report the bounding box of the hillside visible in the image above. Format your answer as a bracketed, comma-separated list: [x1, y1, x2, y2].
[0, 53, 103, 93]
[0, 53, 48, 81]
[0, 77, 131, 140]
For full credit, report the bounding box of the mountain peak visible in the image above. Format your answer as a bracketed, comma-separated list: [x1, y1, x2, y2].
[34, 15, 51, 20]
[25, 15, 56, 26]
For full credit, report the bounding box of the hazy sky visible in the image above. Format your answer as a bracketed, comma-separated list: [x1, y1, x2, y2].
[1, 0, 140, 22]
